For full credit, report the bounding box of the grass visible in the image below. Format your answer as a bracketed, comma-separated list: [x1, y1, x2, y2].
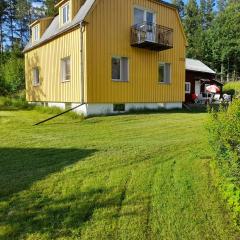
[0, 109, 239, 239]
[223, 81, 240, 96]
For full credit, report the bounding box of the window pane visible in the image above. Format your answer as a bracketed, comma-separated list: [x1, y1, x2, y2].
[146, 12, 154, 24]
[165, 63, 170, 83]
[134, 8, 144, 25]
[33, 67, 39, 85]
[112, 57, 121, 80]
[121, 57, 128, 82]
[63, 4, 69, 24]
[62, 57, 71, 81]
[158, 63, 164, 83]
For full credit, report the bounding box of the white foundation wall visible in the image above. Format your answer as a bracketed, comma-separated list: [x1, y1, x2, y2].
[29, 102, 182, 116]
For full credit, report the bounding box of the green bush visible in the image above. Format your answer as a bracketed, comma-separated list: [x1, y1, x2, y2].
[0, 95, 29, 110]
[223, 81, 240, 97]
[207, 100, 240, 226]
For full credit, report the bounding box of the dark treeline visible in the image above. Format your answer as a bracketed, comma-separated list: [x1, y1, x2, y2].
[0, 0, 57, 95]
[172, 0, 240, 82]
[0, 0, 240, 95]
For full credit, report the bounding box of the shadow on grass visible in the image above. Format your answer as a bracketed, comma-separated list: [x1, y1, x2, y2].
[0, 148, 96, 198]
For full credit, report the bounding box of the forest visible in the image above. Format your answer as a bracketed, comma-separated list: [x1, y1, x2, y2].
[0, 0, 240, 95]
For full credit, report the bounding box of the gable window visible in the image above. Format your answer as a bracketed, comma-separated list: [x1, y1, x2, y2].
[158, 62, 171, 84]
[32, 25, 40, 42]
[62, 2, 70, 25]
[32, 67, 40, 86]
[112, 57, 129, 82]
[185, 82, 191, 93]
[61, 57, 71, 82]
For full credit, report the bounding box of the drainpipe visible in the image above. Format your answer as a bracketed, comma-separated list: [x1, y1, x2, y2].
[80, 21, 86, 104]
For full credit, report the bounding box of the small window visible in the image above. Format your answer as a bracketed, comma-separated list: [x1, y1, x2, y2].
[61, 57, 71, 82]
[112, 57, 129, 82]
[158, 62, 171, 84]
[113, 104, 125, 112]
[62, 3, 70, 25]
[32, 25, 40, 42]
[32, 67, 40, 86]
[185, 82, 191, 93]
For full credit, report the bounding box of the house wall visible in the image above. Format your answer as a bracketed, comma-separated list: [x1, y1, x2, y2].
[25, 28, 85, 103]
[85, 0, 186, 104]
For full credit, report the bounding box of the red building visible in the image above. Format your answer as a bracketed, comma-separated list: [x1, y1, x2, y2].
[185, 58, 223, 103]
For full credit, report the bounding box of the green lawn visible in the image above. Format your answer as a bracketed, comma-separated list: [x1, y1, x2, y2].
[0, 109, 239, 240]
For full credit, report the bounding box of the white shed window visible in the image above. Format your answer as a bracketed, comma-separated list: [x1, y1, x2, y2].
[62, 2, 70, 25]
[158, 62, 171, 84]
[61, 57, 71, 82]
[185, 82, 191, 93]
[32, 25, 40, 42]
[112, 57, 129, 82]
[32, 67, 40, 86]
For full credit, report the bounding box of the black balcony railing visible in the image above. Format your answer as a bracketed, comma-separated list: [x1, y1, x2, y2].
[131, 22, 173, 51]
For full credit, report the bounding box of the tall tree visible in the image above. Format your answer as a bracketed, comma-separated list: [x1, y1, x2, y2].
[44, 0, 58, 16]
[217, 0, 227, 12]
[209, 2, 240, 80]
[184, 0, 201, 58]
[171, 0, 185, 19]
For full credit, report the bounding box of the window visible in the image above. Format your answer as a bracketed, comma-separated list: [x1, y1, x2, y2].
[134, 7, 155, 26]
[158, 63, 171, 84]
[113, 104, 125, 112]
[61, 57, 71, 82]
[112, 57, 129, 82]
[185, 82, 191, 93]
[32, 25, 40, 42]
[62, 3, 70, 25]
[32, 67, 40, 86]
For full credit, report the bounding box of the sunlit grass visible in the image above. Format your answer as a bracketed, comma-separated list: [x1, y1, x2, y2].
[0, 109, 238, 240]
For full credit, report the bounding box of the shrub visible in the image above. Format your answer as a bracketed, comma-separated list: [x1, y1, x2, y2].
[223, 81, 240, 97]
[207, 100, 240, 226]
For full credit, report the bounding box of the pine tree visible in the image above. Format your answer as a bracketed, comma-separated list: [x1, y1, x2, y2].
[44, 0, 58, 16]
[171, 0, 185, 19]
[217, 0, 227, 12]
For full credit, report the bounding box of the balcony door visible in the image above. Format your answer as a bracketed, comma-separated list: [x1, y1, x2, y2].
[134, 7, 156, 42]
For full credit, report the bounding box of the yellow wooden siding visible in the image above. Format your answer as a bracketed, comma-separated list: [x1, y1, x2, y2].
[72, 0, 86, 17]
[25, 29, 83, 103]
[85, 0, 186, 103]
[40, 18, 54, 37]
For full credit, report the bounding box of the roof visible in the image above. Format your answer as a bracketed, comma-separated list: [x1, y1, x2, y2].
[24, 0, 178, 53]
[24, 0, 95, 52]
[186, 58, 216, 74]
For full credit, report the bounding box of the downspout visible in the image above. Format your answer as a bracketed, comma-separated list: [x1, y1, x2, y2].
[80, 21, 86, 104]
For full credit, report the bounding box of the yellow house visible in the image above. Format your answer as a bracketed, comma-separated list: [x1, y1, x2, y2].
[24, 0, 187, 116]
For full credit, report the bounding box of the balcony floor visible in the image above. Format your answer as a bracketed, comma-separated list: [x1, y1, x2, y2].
[131, 40, 173, 51]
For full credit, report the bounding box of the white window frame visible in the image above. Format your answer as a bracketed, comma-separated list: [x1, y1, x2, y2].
[185, 82, 191, 93]
[32, 25, 40, 42]
[112, 56, 129, 82]
[133, 6, 156, 25]
[62, 2, 70, 25]
[158, 62, 171, 84]
[32, 67, 40, 86]
[61, 56, 71, 82]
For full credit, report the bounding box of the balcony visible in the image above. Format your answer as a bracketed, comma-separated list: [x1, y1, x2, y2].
[131, 22, 173, 51]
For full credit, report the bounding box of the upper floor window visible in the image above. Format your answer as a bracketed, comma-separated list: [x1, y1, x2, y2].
[32, 25, 40, 42]
[134, 7, 155, 26]
[112, 57, 129, 82]
[32, 67, 40, 86]
[158, 62, 171, 84]
[61, 57, 71, 82]
[62, 2, 70, 25]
